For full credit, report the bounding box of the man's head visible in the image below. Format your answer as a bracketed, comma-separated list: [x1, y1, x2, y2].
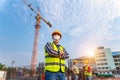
[73, 60, 77, 65]
[84, 60, 89, 65]
[52, 30, 62, 44]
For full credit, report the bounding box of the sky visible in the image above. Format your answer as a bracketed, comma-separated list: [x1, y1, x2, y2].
[0, 0, 120, 67]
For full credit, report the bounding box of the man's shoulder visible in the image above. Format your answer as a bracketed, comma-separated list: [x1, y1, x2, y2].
[45, 42, 52, 45]
[59, 45, 65, 49]
[44, 42, 51, 47]
[58, 43, 64, 47]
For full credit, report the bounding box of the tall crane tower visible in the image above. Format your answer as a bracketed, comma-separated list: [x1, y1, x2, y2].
[22, 0, 52, 76]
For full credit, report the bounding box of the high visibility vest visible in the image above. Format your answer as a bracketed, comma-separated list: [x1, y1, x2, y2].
[72, 65, 79, 74]
[84, 65, 92, 76]
[45, 42, 65, 72]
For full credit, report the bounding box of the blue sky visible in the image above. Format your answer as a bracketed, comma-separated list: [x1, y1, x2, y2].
[0, 0, 120, 67]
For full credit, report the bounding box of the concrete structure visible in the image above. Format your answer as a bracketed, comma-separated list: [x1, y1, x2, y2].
[73, 47, 120, 75]
[112, 51, 120, 70]
[0, 71, 7, 80]
[94, 47, 116, 72]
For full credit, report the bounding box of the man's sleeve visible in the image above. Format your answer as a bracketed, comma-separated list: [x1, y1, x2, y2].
[62, 48, 69, 59]
[45, 42, 59, 57]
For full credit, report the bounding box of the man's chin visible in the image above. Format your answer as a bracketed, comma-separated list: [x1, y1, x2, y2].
[54, 41, 59, 44]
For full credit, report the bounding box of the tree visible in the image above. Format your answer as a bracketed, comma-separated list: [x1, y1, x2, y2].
[0, 63, 7, 70]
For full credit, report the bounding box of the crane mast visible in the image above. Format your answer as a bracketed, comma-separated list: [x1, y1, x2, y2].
[31, 13, 40, 76]
[22, 0, 52, 76]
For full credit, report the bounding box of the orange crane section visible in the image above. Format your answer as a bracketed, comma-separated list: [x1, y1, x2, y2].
[22, 0, 52, 76]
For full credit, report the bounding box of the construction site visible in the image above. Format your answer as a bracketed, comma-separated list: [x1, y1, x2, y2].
[0, 0, 120, 80]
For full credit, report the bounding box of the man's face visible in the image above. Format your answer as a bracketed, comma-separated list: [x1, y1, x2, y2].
[74, 62, 77, 65]
[52, 34, 61, 44]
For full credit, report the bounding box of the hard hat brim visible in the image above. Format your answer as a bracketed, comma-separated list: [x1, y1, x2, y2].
[52, 32, 62, 38]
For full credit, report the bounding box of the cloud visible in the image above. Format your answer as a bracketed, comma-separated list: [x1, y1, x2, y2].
[68, 26, 82, 37]
[1, 0, 120, 65]
[10, 0, 120, 58]
[68, 0, 120, 57]
[11, 1, 31, 23]
[0, 0, 7, 11]
[36, 0, 120, 57]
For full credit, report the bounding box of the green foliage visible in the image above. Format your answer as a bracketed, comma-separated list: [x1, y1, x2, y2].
[0, 63, 7, 70]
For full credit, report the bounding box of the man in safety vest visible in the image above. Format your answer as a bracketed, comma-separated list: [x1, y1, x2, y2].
[72, 60, 79, 80]
[44, 30, 69, 80]
[84, 60, 92, 80]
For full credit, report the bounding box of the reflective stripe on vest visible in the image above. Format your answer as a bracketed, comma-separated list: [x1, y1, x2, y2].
[84, 65, 92, 76]
[45, 42, 65, 72]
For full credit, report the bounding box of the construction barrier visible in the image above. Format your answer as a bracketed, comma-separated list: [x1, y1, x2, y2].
[0, 71, 7, 80]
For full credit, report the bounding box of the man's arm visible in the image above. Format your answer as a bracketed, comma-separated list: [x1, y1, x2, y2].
[61, 48, 69, 59]
[71, 66, 75, 73]
[45, 42, 59, 57]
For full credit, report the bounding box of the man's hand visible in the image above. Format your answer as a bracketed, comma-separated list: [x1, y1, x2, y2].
[60, 50, 64, 55]
[60, 50, 64, 58]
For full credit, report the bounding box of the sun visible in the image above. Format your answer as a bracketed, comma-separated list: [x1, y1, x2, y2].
[88, 51, 94, 56]
[86, 49, 95, 56]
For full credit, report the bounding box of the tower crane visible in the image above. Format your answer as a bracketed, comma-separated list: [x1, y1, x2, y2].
[22, 0, 52, 76]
